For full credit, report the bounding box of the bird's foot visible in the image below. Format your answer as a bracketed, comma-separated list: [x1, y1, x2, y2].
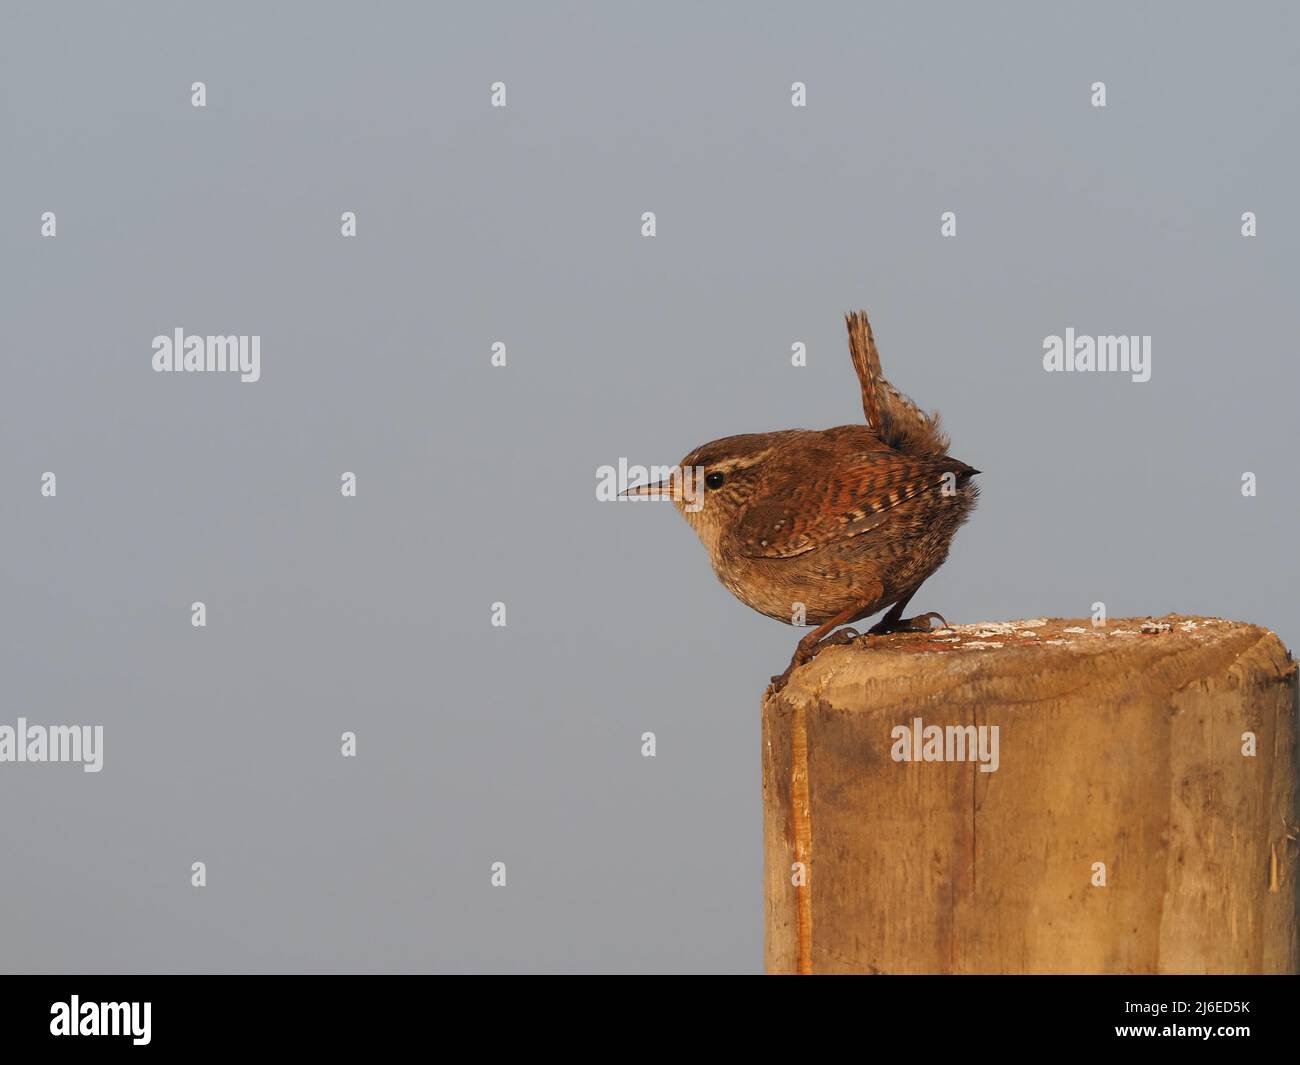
[868, 611, 948, 636]
[769, 627, 863, 692]
[817, 626, 862, 650]
[768, 669, 793, 692]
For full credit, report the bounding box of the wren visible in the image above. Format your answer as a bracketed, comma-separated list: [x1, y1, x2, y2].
[626, 310, 979, 688]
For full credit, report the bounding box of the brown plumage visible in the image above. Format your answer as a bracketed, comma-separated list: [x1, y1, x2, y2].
[627, 310, 979, 687]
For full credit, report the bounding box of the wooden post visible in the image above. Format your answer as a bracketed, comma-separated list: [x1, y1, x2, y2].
[762, 615, 1299, 974]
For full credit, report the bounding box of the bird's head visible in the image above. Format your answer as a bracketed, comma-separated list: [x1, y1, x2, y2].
[622, 432, 784, 554]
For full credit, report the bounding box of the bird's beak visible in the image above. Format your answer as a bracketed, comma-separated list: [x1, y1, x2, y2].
[621, 466, 704, 511]
[621, 474, 683, 501]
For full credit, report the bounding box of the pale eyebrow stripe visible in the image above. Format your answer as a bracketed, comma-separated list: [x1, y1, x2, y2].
[703, 449, 775, 474]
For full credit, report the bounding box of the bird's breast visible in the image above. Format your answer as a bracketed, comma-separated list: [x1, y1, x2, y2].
[710, 546, 888, 625]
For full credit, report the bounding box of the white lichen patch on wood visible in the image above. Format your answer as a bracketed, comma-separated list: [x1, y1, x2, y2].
[816, 615, 1256, 664]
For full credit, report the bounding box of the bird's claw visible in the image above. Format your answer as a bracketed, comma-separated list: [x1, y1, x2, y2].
[868, 611, 948, 636]
[769, 627, 865, 693]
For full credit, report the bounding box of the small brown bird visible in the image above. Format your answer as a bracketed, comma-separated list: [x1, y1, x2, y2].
[626, 310, 979, 688]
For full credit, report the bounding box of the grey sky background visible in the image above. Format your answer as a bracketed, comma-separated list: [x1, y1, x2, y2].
[1, 1, 1297, 973]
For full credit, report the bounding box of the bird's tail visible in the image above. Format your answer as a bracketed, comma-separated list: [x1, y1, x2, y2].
[845, 310, 951, 459]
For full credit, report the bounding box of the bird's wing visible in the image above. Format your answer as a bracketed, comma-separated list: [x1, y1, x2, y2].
[846, 311, 951, 460]
[736, 450, 973, 559]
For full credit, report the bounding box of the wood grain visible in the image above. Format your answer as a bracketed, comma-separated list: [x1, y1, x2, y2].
[761, 616, 1299, 974]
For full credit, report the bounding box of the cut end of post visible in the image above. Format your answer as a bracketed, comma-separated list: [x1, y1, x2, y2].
[766, 614, 1292, 706]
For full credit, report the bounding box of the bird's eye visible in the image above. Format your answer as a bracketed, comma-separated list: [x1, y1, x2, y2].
[705, 472, 725, 490]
